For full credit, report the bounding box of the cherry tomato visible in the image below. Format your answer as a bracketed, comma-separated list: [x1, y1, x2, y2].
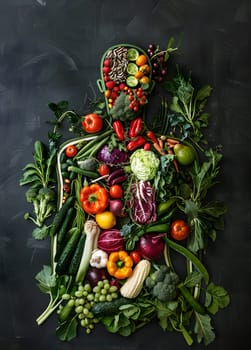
[130, 251, 141, 264]
[98, 164, 110, 176]
[170, 219, 190, 241]
[109, 184, 123, 198]
[82, 113, 103, 133]
[65, 145, 77, 158]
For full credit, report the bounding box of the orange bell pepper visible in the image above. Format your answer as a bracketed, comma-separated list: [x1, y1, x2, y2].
[107, 250, 133, 279]
[80, 183, 108, 215]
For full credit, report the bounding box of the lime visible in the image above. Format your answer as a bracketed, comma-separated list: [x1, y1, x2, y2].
[127, 63, 138, 75]
[126, 76, 138, 88]
[173, 143, 196, 166]
[127, 48, 139, 61]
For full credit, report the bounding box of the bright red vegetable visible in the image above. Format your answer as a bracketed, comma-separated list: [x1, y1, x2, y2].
[146, 131, 159, 144]
[170, 219, 190, 241]
[65, 145, 77, 158]
[127, 136, 146, 151]
[98, 163, 110, 176]
[112, 120, 125, 141]
[109, 184, 123, 198]
[82, 113, 103, 133]
[130, 251, 141, 264]
[128, 117, 143, 138]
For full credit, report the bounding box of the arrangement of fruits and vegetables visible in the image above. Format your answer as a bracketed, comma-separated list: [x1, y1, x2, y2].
[20, 39, 230, 346]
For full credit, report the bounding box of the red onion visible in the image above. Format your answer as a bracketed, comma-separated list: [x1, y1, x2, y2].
[137, 233, 165, 260]
[109, 199, 125, 217]
[85, 267, 109, 287]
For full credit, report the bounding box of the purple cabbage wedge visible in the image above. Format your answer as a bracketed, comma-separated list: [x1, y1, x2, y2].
[97, 145, 129, 165]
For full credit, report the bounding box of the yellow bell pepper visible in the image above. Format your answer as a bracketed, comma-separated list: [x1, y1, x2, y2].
[107, 250, 133, 279]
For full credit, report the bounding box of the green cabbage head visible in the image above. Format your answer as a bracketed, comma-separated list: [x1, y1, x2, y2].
[130, 149, 160, 181]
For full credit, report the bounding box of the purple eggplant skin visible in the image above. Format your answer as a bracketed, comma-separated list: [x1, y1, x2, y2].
[107, 168, 125, 185]
[110, 175, 127, 185]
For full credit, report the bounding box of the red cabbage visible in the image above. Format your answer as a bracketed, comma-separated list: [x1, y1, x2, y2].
[98, 229, 124, 252]
[130, 180, 157, 224]
[97, 145, 129, 165]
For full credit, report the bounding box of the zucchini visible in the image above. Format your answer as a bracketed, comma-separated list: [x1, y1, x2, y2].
[55, 227, 81, 275]
[50, 196, 75, 237]
[91, 297, 129, 317]
[68, 234, 86, 276]
[57, 207, 75, 244]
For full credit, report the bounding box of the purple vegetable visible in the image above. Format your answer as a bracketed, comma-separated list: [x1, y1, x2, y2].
[85, 267, 109, 287]
[97, 145, 129, 165]
[98, 229, 124, 252]
[109, 199, 125, 217]
[137, 233, 165, 260]
[130, 180, 157, 224]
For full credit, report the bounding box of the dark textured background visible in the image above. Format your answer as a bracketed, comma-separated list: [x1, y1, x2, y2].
[0, 0, 251, 349]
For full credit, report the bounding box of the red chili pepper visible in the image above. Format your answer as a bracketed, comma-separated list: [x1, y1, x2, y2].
[146, 130, 158, 144]
[127, 136, 146, 151]
[128, 117, 143, 138]
[112, 120, 125, 141]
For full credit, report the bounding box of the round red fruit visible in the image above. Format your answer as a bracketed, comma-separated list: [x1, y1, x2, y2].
[82, 113, 103, 133]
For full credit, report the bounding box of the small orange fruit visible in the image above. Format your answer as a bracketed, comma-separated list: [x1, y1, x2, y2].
[134, 71, 144, 79]
[139, 64, 150, 74]
[136, 54, 147, 66]
[139, 76, 150, 85]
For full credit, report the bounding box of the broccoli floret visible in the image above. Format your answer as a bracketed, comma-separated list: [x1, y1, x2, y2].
[25, 186, 56, 227]
[145, 265, 180, 302]
[145, 265, 170, 289]
[38, 187, 55, 202]
[153, 282, 177, 302]
[154, 265, 169, 282]
[25, 187, 39, 203]
[110, 92, 136, 121]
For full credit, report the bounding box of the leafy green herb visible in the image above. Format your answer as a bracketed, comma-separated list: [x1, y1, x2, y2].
[20, 141, 57, 230]
[205, 283, 230, 315]
[194, 313, 215, 346]
[163, 67, 212, 144]
[56, 316, 78, 341]
[35, 265, 72, 326]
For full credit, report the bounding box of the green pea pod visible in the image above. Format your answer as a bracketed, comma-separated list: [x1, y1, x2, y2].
[178, 284, 206, 315]
[164, 237, 209, 284]
[157, 198, 176, 216]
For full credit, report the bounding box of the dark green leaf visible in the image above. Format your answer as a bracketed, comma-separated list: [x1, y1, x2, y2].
[184, 271, 202, 288]
[195, 85, 212, 101]
[205, 283, 230, 314]
[56, 317, 78, 341]
[194, 313, 215, 346]
[35, 265, 56, 293]
[32, 225, 50, 240]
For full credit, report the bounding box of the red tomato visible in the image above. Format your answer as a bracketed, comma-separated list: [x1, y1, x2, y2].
[98, 164, 110, 176]
[130, 251, 141, 264]
[82, 113, 103, 133]
[65, 145, 77, 158]
[109, 184, 123, 198]
[170, 219, 190, 241]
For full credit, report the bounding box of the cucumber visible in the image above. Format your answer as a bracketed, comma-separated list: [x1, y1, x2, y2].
[55, 227, 81, 275]
[57, 207, 75, 244]
[91, 297, 129, 317]
[67, 165, 99, 179]
[50, 196, 75, 237]
[68, 234, 86, 276]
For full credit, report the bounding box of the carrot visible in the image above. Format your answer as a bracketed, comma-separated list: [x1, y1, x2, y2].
[157, 137, 164, 150]
[167, 138, 180, 147]
[153, 142, 165, 155]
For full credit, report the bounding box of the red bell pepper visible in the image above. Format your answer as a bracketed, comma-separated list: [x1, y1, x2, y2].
[127, 136, 146, 151]
[112, 120, 125, 141]
[128, 117, 143, 138]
